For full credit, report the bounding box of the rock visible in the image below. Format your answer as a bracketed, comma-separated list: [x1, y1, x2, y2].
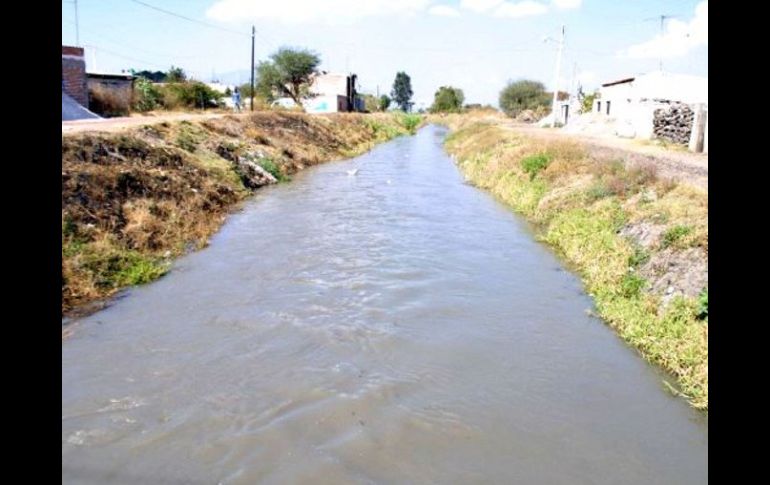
[233, 157, 278, 189]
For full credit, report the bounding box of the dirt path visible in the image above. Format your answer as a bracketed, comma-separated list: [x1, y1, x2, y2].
[501, 121, 708, 190]
[61, 111, 232, 135]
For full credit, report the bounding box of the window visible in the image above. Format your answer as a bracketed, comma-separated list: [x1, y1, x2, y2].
[606, 101, 611, 115]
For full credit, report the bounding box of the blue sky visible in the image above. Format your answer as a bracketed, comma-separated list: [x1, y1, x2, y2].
[61, 0, 707, 107]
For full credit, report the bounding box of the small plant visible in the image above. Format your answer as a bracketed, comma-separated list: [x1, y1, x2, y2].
[257, 157, 289, 182]
[628, 246, 650, 268]
[662, 225, 692, 248]
[586, 181, 613, 201]
[697, 288, 708, 320]
[620, 272, 647, 298]
[520, 153, 551, 180]
[397, 113, 422, 133]
[176, 130, 199, 152]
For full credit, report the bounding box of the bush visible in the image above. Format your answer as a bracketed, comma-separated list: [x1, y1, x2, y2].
[499, 80, 550, 117]
[398, 113, 422, 133]
[89, 84, 131, 117]
[133, 77, 163, 112]
[520, 153, 551, 179]
[160, 81, 223, 110]
[697, 288, 708, 320]
[621, 272, 647, 298]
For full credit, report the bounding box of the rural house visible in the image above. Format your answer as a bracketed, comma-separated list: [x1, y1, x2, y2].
[591, 71, 708, 151]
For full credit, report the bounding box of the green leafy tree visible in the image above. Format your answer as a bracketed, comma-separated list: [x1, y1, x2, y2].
[391, 72, 413, 112]
[166, 66, 187, 83]
[499, 79, 550, 117]
[256, 47, 321, 108]
[581, 92, 597, 113]
[379, 94, 391, 111]
[430, 86, 465, 113]
[132, 77, 163, 111]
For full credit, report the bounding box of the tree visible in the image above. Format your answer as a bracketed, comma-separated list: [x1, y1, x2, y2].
[498, 79, 550, 117]
[166, 66, 187, 83]
[391, 72, 413, 112]
[360, 94, 379, 113]
[581, 92, 597, 114]
[379, 94, 391, 111]
[430, 86, 465, 113]
[130, 69, 167, 82]
[256, 47, 321, 108]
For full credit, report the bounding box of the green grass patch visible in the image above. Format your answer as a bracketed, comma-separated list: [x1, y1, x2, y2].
[257, 157, 290, 182]
[662, 224, 693, 248]
[397, 113, 423, 133]
[520, 153, 552, 180]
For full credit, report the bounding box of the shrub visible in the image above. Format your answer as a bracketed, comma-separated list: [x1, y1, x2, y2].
[621, 272, 647, 298]
[133, 77, 163, 112]
[697, 288, 708, 320]
[398, 113, 422, 133]
[520, 153, 551, 179]
[160, 82, 223, 110]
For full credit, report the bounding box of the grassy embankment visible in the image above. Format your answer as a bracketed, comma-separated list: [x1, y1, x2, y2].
[437, 113, 708, 410]
[62, 111, 422, 316]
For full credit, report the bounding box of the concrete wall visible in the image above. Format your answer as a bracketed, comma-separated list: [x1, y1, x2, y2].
[62, 46, 88, 107]
[304, 95, 347, 113]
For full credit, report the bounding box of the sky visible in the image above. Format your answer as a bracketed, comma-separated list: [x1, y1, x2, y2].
[61, 0, 708, 108]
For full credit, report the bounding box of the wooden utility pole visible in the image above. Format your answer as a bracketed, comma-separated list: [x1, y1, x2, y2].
[550, 25, 565, 127]
[250, 25, 255, 111]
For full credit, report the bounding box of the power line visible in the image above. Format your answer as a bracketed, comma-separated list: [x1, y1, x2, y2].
[62, 19, 199, 59]
[128, 0, 276, 49]
[128, 0, 249, 37]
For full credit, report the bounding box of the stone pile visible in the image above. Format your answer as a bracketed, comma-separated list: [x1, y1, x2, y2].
[653, 102, 694, 144]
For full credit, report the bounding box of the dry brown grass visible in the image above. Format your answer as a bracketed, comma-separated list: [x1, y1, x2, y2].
[62, 112, 414, 315]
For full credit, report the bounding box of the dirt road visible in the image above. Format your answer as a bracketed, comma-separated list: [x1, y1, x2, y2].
[502, 121, 708, 190]
[61, 111, 230, 134]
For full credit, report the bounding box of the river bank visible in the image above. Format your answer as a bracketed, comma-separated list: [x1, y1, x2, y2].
[62, 112, 421, 317]
[436, 114, 708, 410]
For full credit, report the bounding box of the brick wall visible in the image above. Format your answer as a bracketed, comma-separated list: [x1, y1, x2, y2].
[62, 46, 88, 107]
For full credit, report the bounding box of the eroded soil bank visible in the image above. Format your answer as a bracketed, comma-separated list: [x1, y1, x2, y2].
[62, 112, 419, 317]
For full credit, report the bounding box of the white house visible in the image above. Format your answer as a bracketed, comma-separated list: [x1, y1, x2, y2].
[304, 72, 364, 113]
[592, 71, 708, 139]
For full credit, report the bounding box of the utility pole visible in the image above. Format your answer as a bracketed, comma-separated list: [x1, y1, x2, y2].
[550, 25, 565, 128]
[645, 14, 677, 72]
[250, 25, 255, 111]
[74, 0, 80, 46]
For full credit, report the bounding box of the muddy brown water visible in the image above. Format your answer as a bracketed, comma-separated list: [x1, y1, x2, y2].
[62, 125, 707, 484]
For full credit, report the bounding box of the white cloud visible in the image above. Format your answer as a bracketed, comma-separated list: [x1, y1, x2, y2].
[429, 5, 461, 17]
[206, 0, 431, 25]
[460, 0, 505, 12]
[493, 1, 548, 18]
[552, 0, 581, 9]
[621, 1, 708, 59]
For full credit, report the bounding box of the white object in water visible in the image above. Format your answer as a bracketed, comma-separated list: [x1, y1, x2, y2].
[386, 179, 392, 184]
[347, 169, 359, 176]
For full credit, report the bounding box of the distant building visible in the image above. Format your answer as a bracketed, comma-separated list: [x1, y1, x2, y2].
[304, 72, 364, 113]
[593, 71, 708, 139]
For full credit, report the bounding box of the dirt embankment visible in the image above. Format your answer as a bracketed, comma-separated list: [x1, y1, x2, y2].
[62, 112, 417, 317]
[438, 114, 708, 410]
